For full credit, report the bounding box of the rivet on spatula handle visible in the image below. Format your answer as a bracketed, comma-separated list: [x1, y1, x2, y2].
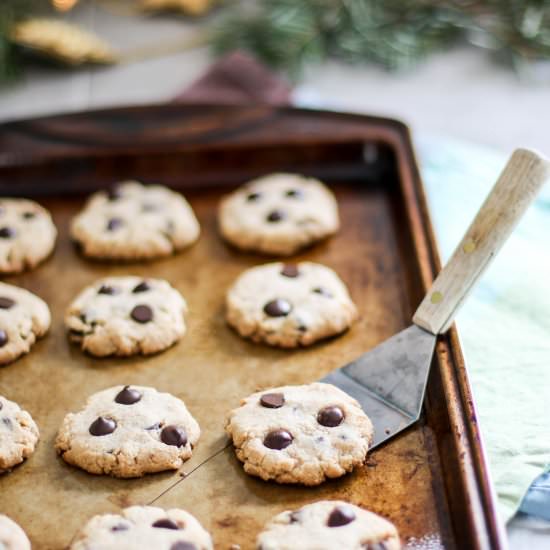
[413, 148, 550, 335]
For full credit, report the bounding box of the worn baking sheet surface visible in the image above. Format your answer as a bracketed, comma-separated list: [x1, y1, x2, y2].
[0, 182, 452, 549]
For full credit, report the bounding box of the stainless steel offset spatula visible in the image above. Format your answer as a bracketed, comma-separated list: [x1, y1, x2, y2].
[322, 148, 550, 448]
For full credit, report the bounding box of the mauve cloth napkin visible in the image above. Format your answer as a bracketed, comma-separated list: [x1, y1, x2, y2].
[174, 50, 549, 524]
[175, 51, 291, 105]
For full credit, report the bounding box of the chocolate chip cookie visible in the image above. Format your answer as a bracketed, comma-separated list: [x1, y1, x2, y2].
[0, 396, 40, 473]
[65, 276, 187, 357]
[55, 385, 200, 478]
[0, 514, 31, 550]
[257, 500, 401, 550]
[225, 383, 373, 485]
[226, 262, 357, 348]
[0, 282, 51, 366]
[71, 181, 200, 260]
[70, 505, 213, 550]
[218, 173, 339, 255]
[0, 198, 56, 273]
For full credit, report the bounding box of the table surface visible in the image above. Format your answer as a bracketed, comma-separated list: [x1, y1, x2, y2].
[1, 3, 549, 549]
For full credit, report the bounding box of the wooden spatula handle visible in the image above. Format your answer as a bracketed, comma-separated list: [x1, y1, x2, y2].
[413, 148, 550, 335]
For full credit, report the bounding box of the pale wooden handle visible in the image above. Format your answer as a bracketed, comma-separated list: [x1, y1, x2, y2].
[413, 148, 550, 335]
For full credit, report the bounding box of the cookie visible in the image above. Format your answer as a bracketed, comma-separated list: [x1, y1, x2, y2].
[226, 262, 357, 348]
[71, 181, 200, 261]
[65, 276, 187, 357]
[55, 385, 200, 478]
[257, 500, 401, 550]
[11, 18, 116, 66]
[71, 505, 213, 550]
[0, 396, 40, 473]
[141, 0, 213, 16]
[225, 382, 373, 485]
[0, 198, 56, 273]
[0, 282, 51, 366]
[0, 514, 31, 550]
[218, 173, 339, 255]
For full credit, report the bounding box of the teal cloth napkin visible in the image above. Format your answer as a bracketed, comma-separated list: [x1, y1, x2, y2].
[520, 470, 550, 520]
[417, 135, 550, 522]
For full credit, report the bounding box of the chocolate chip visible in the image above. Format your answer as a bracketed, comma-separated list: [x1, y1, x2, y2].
[0, 330, 8, 347]
[115, 386, 142, 405]
[289, 511, 301, 524]
[263, 429, 293, 450]
[131, 305, 153, 323]
[317, 406, 345, 427]
[161, 425, 187, 447]
[285, 189, 303, 198]
[327, 505, 356, 527]
[152, 518, 180, 530]
[263, 299, 292, 317]
[171, 543, 197, 550]
[260, 393, 285, 409]
[106, 218, 123, 231]
[246, 192, 261, 202]
[107, 186, 122, 200]
[110, 523, 129, 532]
[132, 281, 150, 293]
[266, 210, 285, 223]
[0, 401, 2, 411]
[312, 287, 333, 298]
[0, 227, 16, 239]
[98, 285, 118, 295]
[22, 212, 36, 219]
[89, 416, 117, 436]
[0, 297, 15, 309]
[280, 264, 299, 278]
[2, 417, 12, 428]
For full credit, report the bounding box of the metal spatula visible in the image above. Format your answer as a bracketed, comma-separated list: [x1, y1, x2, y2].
[322, 148, 550, 448]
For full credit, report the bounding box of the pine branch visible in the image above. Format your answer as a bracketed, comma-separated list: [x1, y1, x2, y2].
[212, 1, 329, 77]
[5, 0, 550, 85]
[212, 0, 550, 77]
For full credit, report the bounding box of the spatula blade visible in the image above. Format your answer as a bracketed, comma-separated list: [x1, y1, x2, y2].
[321, 325, 436, 448]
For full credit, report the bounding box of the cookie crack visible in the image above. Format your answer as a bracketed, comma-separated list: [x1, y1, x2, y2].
[160, 229, 176, 253]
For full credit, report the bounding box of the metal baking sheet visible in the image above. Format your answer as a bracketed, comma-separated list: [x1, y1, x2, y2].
[0, 105, 504, 550]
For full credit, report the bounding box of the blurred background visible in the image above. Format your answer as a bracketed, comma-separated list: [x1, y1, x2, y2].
[1, 0, 550, 151]
[1, 1, 550, 548]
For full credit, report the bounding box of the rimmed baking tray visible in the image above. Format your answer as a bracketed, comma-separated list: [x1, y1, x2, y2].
[0, 105, 505, 549]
